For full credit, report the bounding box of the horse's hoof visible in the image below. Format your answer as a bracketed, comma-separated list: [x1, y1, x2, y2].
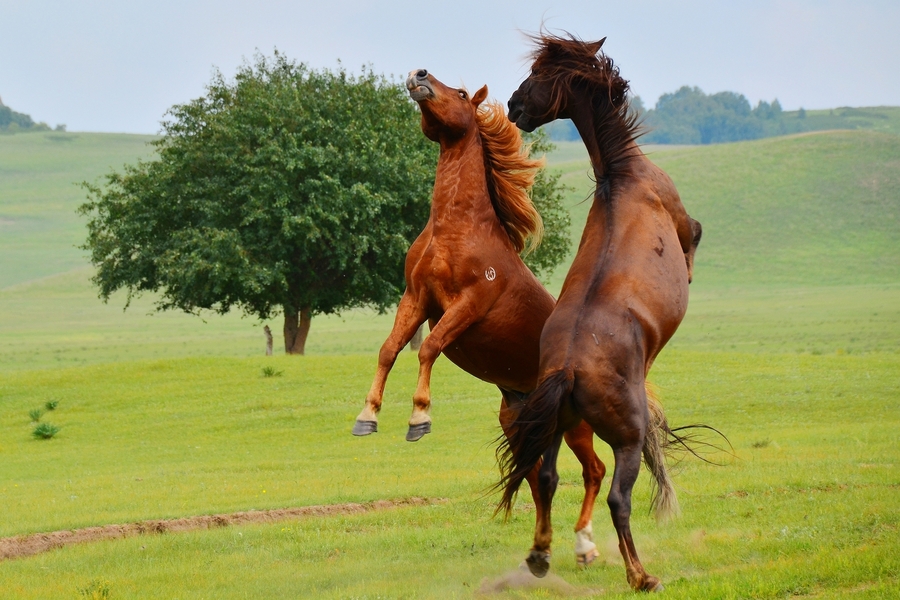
[576, 547, 600, 568]
[643, 577, 664, 593]
[525, 550, 551, 578]
[405, 421, 431, 442]
[352, 420, 378, 436]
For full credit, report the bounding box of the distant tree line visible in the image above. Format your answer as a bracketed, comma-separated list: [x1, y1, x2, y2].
[0, 97, 56, 132]
[640, 86, 785, 144]
[541, 85, 896, 144]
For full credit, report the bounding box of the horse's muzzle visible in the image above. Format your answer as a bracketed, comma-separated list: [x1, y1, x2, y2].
[407, 69, 434, 101]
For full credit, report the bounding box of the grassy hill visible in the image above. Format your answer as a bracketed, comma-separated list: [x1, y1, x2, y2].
[0, 129, 898, 369]
[783, 105, 900, 137]
[548, 130, 900, 286]
[655, 130, 900, 286]
[0, 132, 157, 288]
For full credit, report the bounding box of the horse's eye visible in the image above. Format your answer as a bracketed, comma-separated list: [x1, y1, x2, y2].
[458, 90, 468, 100]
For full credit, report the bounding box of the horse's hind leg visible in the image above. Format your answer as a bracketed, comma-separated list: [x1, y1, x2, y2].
[563, 423, 605, 567]
[353, 292, 425, 436]
[525, 433, 564, 578]
[499, 393, 549, 551]
[609, 443, 663, 592]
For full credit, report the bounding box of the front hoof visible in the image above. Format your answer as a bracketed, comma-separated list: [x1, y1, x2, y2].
[525, 550, 551, 578]
[576, 547, 600, 568]
[352, 420, 378, 436]
[405, 421, 431, 442]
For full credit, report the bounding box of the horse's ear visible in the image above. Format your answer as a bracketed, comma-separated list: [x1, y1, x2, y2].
[588, 37, 607, 55]
[472, 85, 488, 107]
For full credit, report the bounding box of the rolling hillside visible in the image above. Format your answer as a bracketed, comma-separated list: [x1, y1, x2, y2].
[655, 130, 900, 286]
[0, 128, 898, 369]
[548, 130, 900, 286]
[0, 132, 157, 288]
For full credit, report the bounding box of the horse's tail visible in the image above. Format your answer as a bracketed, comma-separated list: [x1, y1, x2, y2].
[495, 369, 574, 519]
[643, 383, 680, 522]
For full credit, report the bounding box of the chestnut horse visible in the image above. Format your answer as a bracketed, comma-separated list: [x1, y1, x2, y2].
[496, 35, 703, 591]
[352, 69, 605, 566]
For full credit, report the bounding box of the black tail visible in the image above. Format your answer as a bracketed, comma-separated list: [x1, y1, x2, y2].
[494, 369, 574, 519]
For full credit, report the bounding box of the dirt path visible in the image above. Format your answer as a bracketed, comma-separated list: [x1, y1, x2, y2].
[0, 497, 443, 561]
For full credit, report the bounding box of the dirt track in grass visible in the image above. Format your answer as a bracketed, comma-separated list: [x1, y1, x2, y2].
[0, 497, 444, 561]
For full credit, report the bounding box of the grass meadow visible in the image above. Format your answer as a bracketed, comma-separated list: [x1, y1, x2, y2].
[0, 128, 898, 598]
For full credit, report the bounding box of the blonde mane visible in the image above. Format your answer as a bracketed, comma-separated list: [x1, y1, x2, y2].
[476, 100, 545, 255]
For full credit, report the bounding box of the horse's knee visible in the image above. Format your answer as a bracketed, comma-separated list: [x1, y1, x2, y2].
[691, 217, 703, 247]
[377, 343, 401, 367]
[416, 337, 442, 365]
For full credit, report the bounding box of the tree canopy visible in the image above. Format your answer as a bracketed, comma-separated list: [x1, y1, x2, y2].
[80, 53, 436, 354]
[80, 52, 572, 355]
[542, 87, 795, 145]
[640, 86, 784, 144]
[0, 97, 51, 132]
[521, 129, 571, 279]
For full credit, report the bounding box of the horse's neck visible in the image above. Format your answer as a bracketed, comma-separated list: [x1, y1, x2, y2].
[568, 96, 639, 186]
[570, 111, 606, 182]
[431, 133, 493, 222]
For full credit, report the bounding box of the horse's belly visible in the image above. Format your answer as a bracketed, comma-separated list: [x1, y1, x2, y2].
[442, 334, 538, 392]
[440, 297, 548, 392]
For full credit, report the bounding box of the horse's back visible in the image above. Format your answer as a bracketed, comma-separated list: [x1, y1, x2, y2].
[539, 176, 689, 380]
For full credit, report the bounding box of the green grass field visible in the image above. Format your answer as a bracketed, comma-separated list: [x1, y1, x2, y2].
[0, 127, 898, 598]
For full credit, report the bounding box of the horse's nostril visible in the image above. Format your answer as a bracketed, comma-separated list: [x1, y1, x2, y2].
[417, 69, 428, 79]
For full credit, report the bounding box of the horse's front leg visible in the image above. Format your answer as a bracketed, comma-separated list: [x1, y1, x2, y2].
[685, 217, 702, 284]
[405, 297, 480, 441]
[353, 291, 426, 436]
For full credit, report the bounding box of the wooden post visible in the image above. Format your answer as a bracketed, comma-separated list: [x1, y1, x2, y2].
[263, 325, 273, 356]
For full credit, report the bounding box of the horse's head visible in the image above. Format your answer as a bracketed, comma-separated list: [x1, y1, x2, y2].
[508, 35, 609, 132]
[407, 69, 488, 142]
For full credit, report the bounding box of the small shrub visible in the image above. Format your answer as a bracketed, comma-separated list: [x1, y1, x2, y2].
[78, 579, 111, 599]
[32, 423, 60, 439]
[45, 400, 59, 411]
[29, 408, 43, 422]
[261, 366, 283, 378]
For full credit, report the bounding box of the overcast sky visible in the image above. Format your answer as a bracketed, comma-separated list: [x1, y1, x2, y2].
[2, 0, 897, 134]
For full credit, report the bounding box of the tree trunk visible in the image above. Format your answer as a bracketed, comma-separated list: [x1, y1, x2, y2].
[263, 325, 273, 356]
[284, 307, 312, 355]
[409, 323, 425, 351]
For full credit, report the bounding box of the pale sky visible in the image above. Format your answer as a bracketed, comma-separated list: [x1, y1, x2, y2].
[1, 0, 897, 134]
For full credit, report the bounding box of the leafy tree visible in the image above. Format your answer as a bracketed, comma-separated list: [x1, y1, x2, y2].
[80, 53, 436, 354]
[80, 52, 573, 355]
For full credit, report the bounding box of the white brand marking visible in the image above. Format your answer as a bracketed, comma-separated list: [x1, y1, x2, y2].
[485, 267, 497, 281]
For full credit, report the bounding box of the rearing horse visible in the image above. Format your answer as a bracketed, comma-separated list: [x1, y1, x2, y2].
[497, 35, 703, 592]
[352, 69, 605, 566]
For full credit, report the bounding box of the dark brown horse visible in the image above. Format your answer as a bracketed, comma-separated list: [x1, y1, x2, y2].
[352, 69, 605, 565]
[496, 35, 703, 591]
